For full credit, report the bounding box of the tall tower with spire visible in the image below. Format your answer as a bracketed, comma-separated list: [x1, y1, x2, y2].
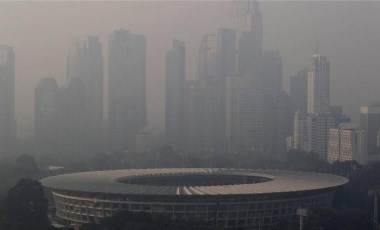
[246, 1, 263, 54]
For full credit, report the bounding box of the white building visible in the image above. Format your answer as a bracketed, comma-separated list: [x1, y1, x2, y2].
[307, 53, 330, 114]
[327, 123, 367, 165]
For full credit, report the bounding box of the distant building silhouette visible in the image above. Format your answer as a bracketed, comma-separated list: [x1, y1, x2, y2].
[34, 78, 60, 155]
[58, 77, 90, 157]
[225, 76, 263, 153]
[67, 36, 104, 151]
[289, 68, 308, 115]
[214, 28, 236, 152]
[108, 29, 146, 152]
[360, 103, 380, 155]
[184, 79, 217, 154]
[199, 34, 217, 79]
[165, 39, 186, 151]
[273, 91, 293, 160]
[0, 45, 16, 155]
[257, 51, 283, 155]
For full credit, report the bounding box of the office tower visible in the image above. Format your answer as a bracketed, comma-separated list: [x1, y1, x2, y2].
[360, 103, 380, 155]
[273, 91, 293, 160]
[225, 76, 263, 153]
[0, 45, 16, 154]
[165, 39, 186, 150]
[233, 1, 263, 76]
[329, 106, 351, 128]
[289, 68, 308, 115]
[256, 51, 283, 155]
[67, 36, 104, 149]
[199, 34, 217, 79]
[307, 53, 330, 114]
[307, 114, 334, 160]
[34, 78, 60, 155]
[327, 123, 367, 165]
[228, 0, 263, 53]
[247, 0, 263, 56]
[136, 131, 150, 153]
[108, 30, 146, 152]
[292, 111, 309, 151]
[228, 1, 250, 41]
[184, 79, 216, 154]
[216, 28, 236, 81]
[58, 77, 90, 157]
[213, 28, 236, 152]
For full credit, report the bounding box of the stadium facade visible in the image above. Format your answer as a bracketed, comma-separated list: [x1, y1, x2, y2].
[41, 168, 348, 229]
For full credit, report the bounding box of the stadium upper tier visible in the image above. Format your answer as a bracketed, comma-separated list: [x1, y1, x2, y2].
[40, 168, 348, 196]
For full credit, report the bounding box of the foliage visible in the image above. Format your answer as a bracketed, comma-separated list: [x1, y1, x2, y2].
[0, 178, 49, 230]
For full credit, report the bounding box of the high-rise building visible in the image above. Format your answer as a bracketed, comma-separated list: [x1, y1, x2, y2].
[225, 76, 263, 153]
[184, 79, 216, 154]
[58, 77, 90, 157]
[329, 106, 351, 128]
[34, 78, 60, 155]
[273, 91, 293, 160]
[214, 28, 236, 152]
[0, 45, 16, 154]
[228, 0, 263, 53]
[165, 39, 186, 150]
[257, 51, 283, 155]
[67, 36, 104, 149]
[307, 114, 334, 160]
[307, 53, 330, 114]
[108, 30, 146, 152]
[360, 103, 380, 155]
[247, 1, 263, 56]
[199, 34, 217, 79]
[292, 111, 309, 151]
[289, 68, 308, 115]
[327, 123, 367, 165]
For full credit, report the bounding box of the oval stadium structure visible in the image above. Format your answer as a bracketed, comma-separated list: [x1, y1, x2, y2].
[41, 168, 348, 229]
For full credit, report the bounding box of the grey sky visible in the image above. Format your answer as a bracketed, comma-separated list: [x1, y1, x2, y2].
[0, 1, 379, 136]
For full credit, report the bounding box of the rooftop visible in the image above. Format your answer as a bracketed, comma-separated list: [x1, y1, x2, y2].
[40, 168, 348, 196]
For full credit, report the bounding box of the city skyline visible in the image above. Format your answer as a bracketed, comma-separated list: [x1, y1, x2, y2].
[0, 1, 379, 136]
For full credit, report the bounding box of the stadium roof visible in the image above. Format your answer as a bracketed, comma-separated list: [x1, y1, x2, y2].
[40, 168, 348, 196]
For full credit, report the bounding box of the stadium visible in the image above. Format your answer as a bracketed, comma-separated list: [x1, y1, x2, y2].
[41, 168, 348, 229]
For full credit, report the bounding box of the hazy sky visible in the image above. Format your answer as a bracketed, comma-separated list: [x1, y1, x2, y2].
[0, 1, 379, 137]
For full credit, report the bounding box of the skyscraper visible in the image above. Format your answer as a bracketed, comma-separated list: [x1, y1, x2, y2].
[289, 68, 308, 115]
[214, 28, 236, 152]
[184, 79, 216, 154]
[273, 91, 293, 160]
[360, 103, 380, 155]
[58, 77, 90, 158]
[307, 53, 330, 114]
[307, 114, 334, 160]
[34, 78, 60, 155]
[228, 0, 263, 54]
[254, 51, 283, 155]
[247, 0, 263, 56]
[0, 45, 16, 154]
[225, 76, 264, 153]
[199, 34, 217, 79]
[108, 30, 146, 152]
[165, 39, 185, 150]
[67, 36, 104, 149]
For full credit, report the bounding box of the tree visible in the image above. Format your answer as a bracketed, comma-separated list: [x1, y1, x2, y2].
[0, 179, 49, 230]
